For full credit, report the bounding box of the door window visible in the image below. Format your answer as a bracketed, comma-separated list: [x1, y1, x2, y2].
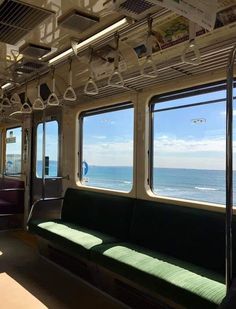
[36, 120, 59, 178]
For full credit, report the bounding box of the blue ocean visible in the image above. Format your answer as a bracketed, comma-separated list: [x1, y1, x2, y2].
[37, 161, 235, 206]
[83, 166, 236, 206]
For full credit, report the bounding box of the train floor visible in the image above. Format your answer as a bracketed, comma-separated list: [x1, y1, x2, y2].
[0, 230, 127, 309]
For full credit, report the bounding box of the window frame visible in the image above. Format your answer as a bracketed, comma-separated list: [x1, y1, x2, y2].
[35, 119, 60, 179]
[149, 80, 235, 205]
[78, 102, 135, 194]
[4, 125, 23, 177]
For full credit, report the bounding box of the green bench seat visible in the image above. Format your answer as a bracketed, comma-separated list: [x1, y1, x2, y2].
[29, 219, 118, 259]
[28, 188, 230, 308]
[29, 189, 134, 259]
[91, 242, 226, 309]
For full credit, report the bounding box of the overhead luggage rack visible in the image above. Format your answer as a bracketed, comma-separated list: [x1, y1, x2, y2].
[1, 1, 236, 108]
[78, 29, 236, 100]
[0, 0, 54, 45]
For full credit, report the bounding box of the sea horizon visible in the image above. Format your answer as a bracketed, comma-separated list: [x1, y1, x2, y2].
[37, 161, 236, 206]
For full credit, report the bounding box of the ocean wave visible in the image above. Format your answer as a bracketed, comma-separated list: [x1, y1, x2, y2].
[123, 181, 132, 184]
[156, 187, 177, 192]
[195, 186, 218, 191]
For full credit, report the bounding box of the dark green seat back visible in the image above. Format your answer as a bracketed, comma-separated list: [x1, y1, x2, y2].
[61, 188, 134, 240]
[130, 200, 228, 273]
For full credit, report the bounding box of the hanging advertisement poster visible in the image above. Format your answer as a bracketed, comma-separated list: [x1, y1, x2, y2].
[154, 0, 217, 31]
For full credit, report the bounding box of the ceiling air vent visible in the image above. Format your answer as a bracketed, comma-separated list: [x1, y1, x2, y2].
[14, 58, 47, 75]
[114, 0, 159, 20]
[19, 43, 51, 59]
[58, 9, 100, 32]
[0, 0, 54, 44]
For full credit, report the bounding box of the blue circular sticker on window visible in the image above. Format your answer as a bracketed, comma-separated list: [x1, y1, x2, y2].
[82, 161, 89, 176]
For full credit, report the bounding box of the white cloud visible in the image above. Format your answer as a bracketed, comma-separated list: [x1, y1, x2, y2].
[154, 155, 225, 170]
[81, 134, 235, 170]
[83, 141, 133, 166]
[154, 135, 226, 153]
[92, 135, 107, 139]
[153, 135, 228, 170]
[100, 119, 115, 125]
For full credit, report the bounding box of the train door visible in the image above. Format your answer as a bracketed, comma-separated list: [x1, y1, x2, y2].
[0, 125, 26, 229]
[31, 109, 63, 218]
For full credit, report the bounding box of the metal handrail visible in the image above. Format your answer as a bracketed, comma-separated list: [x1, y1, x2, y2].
[0, 188, 24, 192]
[44, 175, 70, 180]
[225, 43, 236, 292]
[4, 172, 25, 177]
[27, 196, 64, 226]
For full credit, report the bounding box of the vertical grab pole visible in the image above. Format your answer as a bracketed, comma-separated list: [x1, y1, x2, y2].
[226, 44, 236, 292]
[42, 109, 46, 200]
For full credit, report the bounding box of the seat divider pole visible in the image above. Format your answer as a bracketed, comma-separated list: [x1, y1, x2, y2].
[226, 44, 236, 293]
[42, 109, 46, 200]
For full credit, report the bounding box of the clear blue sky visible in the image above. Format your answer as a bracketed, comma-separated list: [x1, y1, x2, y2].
[36, 121, 59, 161]
[153, 89, 230, 170]
[6, 127, 22, 156]
[83, 108, 134, 166]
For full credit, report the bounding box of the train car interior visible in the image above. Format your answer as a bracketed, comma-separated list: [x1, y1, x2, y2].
[1, 0, 236, 308]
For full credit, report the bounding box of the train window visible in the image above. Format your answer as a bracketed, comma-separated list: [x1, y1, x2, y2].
[36, 120, 59, 178]
[150, 86, 233, 205]
[80, 104, 134, 192]
[5, 127, 22, 176]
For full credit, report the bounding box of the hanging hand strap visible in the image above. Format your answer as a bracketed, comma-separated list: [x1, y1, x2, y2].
[21, 82, 32, 113]
[48, 67, 60, 106]
[10, 93, 21, 105]
[11, 49, 20, 62]
[63, 57, 77, 101]
[108, 33, 125, 88]
[181, 22, 201, 66]
[84, 48, 99, 95]
[2, 97, 11, 108]
[33, 77, 44, 110]
[33, 97, 44, 110]
[21, 102, 32, 113]
[84, 77, 99, 95]
[0, 87, 11, 108]
[141, 16, 158, 78]
[9, 83, 30, 116]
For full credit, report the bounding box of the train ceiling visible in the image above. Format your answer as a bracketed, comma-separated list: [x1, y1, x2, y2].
[0, 0, 236, 119]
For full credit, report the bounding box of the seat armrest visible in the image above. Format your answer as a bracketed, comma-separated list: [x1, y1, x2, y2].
[0, 188, 24, 192]
[27, 197, 64, 226]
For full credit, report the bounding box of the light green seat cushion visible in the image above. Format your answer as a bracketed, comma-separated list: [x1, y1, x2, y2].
[29, 219, 118, 259]
[91, 243, 226, 309]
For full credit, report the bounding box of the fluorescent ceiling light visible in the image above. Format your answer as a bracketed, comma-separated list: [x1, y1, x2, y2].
[49, 18, 128, 65]
[1, 82, 12, 90]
